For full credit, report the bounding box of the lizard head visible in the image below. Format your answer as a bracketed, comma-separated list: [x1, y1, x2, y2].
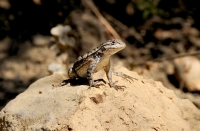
[101, 39, 126, 56]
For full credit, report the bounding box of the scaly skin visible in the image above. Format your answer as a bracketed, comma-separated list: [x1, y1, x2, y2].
[68, 39, 137, 90]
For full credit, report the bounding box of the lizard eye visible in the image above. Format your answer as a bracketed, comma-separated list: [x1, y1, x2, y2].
[111, 41, 115, 45]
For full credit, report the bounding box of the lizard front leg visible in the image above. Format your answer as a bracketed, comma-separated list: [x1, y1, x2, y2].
[104, 59, 115, 86]
[87, 56, 101, 87]
[104, 60, 126, 90]
[104, 60, 137, 90]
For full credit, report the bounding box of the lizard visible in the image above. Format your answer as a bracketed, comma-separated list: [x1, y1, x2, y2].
[68, 39, 137, 90]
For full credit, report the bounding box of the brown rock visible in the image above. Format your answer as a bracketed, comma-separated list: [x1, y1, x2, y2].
[0, 67, 200, 130]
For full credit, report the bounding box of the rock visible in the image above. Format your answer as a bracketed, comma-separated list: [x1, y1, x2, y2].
[50, 25, 71, 37]
[47, 62, 67, 75]
[0, 0, 10, 9]
[50, 24, 76, 48]
[174, 56, 200, 91]
[154, 29, 183, 40]
[33, 34, 51, 46]
[0, 67, 200, 130]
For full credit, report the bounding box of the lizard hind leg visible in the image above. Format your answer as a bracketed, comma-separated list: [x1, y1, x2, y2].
[113, 72, 138, 83]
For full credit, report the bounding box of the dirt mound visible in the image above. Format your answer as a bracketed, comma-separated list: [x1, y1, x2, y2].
[0, 67, 200, 131]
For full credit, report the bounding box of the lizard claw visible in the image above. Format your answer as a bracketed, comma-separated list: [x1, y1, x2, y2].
[122, 74, 137, 83]
[88, 80, 106, 89]
[109, 82, 126, 91]
[107, 72, 138, 91]
[112, 85, 126, 91]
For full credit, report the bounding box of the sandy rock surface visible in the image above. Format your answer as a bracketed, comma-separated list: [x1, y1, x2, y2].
[0, 67, 200, 131]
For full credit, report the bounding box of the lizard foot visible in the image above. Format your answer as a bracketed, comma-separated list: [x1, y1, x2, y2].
[88, 80, 106, 89]
[113, 72, 138, 83]
[88, 83, 105, 90]
[113, 85, 126, 91]
[109, 81, 126, 91]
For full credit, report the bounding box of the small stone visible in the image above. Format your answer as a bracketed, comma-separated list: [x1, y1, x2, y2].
[33, 34, 51, 46]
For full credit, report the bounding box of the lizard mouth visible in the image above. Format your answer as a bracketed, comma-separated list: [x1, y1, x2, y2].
[104, 46, 125, 55]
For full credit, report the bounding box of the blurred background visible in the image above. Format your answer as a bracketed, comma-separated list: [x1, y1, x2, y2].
[1, 0, 200, 109]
